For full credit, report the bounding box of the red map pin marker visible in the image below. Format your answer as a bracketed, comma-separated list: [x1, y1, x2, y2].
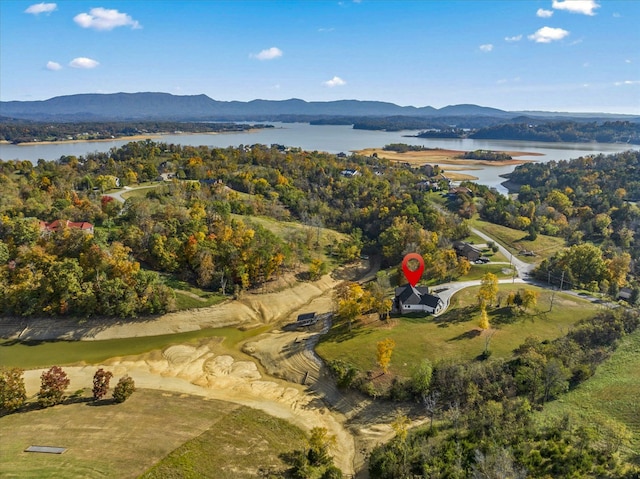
[402, 253, 424, 287]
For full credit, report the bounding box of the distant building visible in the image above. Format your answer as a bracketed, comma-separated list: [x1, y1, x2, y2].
[40, 220, 94, 235]
[453, 241, 482, 262]
[394, 285, 444, 315]
[448, 186, 472, 196]
[340, 169, 360, 178]
[618, 287, 633, 301]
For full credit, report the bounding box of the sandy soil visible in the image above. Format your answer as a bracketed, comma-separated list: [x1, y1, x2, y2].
[357, 147, 541, 172]
[3, 274, 339, 341]
[21, 344, 357, 475]
[355, 147, 543, 182]
[7, 264, 410, 476]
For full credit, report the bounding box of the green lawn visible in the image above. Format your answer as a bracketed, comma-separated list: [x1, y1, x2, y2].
[162, 276, 227, 310]
[0, 325, 271, 370]
[469, 217, 566, 262]
[540, 328, 640, 462]
[0, 389, 306, 479]
[120, 183, 163, 200]
[316, 285, 598, 377]
[141, 406, 307, 478]
[232, 213, 348, 262]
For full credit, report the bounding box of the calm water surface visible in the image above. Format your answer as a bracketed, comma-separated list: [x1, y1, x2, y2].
[1, 122, 637, 194]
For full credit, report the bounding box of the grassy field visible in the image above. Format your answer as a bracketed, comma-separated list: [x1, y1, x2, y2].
[140, 406, 307, 478]
[232, 213, 348, 261]
[0, 389, 307, 478]
[316, 284, 598, 377]
[0, 325, 271, 370]
[469, 217, 566, 262]
[162, 276, 227, 310]
[540, 328, 640, 462]
[119, 183, 163, 200]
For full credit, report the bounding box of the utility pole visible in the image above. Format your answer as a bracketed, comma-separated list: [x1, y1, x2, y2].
[559, 271, 565, 291]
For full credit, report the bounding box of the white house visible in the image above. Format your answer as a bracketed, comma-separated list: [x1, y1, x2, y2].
[394, 285, 444, 315]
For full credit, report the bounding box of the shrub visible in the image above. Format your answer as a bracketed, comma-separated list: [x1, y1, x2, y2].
[328, 360, 359, 389]
[38, 366, 70, 407]
[113, 375, 135, 403]
[0, 367, 26, 412]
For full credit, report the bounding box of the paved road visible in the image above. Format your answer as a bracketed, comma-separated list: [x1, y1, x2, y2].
[471, 227, 535, 277]
[429, 227, 538, 316]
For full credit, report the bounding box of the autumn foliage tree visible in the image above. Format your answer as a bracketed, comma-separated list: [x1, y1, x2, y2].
[478, 306, 490, 330]
[38, 366, 70, 407]
[377, 338, 396, 374]
[477, 272, 499, 308]
[92, 368, 114, 401]
[0, 367, 27, 412]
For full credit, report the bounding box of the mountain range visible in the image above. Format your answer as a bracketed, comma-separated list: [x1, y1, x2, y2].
[0, 92, 635, 122]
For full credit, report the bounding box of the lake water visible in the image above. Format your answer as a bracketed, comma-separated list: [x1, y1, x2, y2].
[1, 122, 637, 194]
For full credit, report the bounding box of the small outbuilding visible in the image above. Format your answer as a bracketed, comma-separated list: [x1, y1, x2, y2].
[296, 312, 318, 327]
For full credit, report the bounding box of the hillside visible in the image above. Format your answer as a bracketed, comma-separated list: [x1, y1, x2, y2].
[2, 92, 637, 123]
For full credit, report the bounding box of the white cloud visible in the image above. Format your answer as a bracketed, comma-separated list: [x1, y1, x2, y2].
[625, 59, 632, 63]
[479, 44, 493, 52]
[614, 80, 640, 86]
[251, 47, 283, 60]
[25, 3, 57, 14]
[528, 26, 570, 43]
[323, 76, 346, 87]
[74, 7, 141, 30]
[505, 35, 522, 42]
[69, 57, 99, 69]
[46, 61, 62, 70]
[537, 8, 554, 18]
[552, 0, 600, 16]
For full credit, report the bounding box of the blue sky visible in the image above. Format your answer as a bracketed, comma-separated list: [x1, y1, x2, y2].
[1, 0, 639, 113]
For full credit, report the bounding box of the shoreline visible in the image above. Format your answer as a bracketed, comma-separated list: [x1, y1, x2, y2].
[356, 147, 542, 167]
[5, 129, 263, 147]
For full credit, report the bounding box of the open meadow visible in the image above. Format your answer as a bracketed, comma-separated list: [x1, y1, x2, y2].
[316, 284, 599, 377]
[0, 389, 307, 479]
[469, 217, 567, 262]
[540, 328, 640, 463]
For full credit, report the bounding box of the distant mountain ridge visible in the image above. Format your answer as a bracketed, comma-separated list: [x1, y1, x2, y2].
[0, 92, 635, 122]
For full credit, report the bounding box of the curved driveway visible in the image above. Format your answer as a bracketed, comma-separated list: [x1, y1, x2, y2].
[432, 228, 537, 316]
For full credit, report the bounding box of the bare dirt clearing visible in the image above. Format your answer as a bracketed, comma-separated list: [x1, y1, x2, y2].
[356, 147, 540, 181]
[357, 147, 541, 167]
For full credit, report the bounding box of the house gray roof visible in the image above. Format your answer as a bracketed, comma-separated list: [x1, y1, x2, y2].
[395, 285, 442, 307]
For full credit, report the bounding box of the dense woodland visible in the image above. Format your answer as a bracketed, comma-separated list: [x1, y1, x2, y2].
[2, 139, 640, 476]
[451, 150, 640, 294]
[0, 121, 272, 144]
[0, 140, 471, 317]
[415, 120, 640, 144]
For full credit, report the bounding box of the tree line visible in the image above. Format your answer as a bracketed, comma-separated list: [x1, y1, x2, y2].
[366, 308, 640, 478]
[0, 120, 272, 144]
[1, 366, 135, 413]
[453, 150, 640, 294]
[415, 120, 640, 144]
[0, 139, 468, 318]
